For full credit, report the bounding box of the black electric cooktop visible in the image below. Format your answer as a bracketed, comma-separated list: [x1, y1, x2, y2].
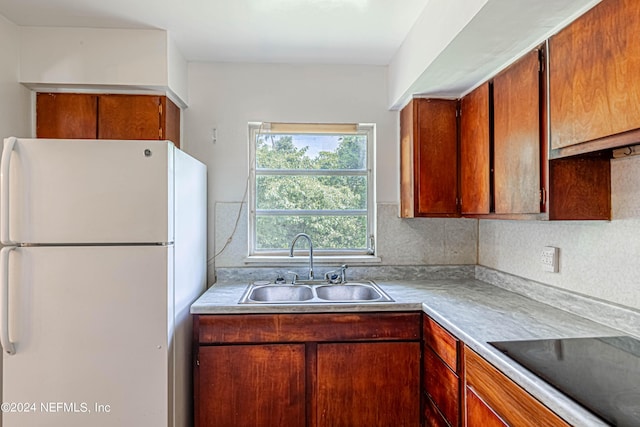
[490, 336, 640, 426]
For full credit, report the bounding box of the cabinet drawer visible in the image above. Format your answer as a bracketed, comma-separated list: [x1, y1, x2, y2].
[423, 316, 459, 371]
[424, 395, 450, 427]
[196, 312, 421, 344]
[424, 346, 460, 427]
[465, 346, 570, 427]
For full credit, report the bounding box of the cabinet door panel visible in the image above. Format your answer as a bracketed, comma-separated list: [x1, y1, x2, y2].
[460, 83, 491, 214]
[196, 344, 306, 427]
[424, 315, 459, 372]
[550, 0, 640, 148]
[493, 49, 541, 214]
[36, 93, 98, 139]
[465, 346, 570, 427]
[317, 342, 420, 427]
[424, 347, 459, 426]
[98, 94, 161, 140]
[466, 387, 508, 427]
[400, 99, 458, 218]
[415, 99, 458, 216]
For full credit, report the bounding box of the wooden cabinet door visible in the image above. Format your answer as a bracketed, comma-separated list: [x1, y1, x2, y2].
[400, 98, 458, 217]
[424, 347, 460, 426]
[465, 346, 570, 427]
[36, 93, 98, 139]
[466, 387, 508, 427]
[549, 0, 640, 149]
[460, 83, 491, 214]
[195, 344, 306, 427]
[98, 94, 162, 141]
[316, 342, 421, 427]
[493, 49, 541, 214]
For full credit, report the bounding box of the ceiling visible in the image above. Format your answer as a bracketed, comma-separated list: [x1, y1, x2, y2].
[0, 0, 430, 64]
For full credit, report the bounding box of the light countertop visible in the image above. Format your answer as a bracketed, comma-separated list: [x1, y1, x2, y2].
[191, 277, 625, 426]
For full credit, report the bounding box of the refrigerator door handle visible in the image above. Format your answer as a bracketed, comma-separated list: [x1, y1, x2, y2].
[0, 246, 16, 355]
[1, 136, 17, 245]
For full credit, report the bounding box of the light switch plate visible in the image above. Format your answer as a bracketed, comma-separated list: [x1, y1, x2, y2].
[541, 246, 559, 272]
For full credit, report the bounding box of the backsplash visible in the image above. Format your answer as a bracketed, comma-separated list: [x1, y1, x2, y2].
[479, 155, 640, 311]
[216, 264, 475, 283]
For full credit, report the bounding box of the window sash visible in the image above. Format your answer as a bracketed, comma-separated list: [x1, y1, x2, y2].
[249, 122, 375, 256]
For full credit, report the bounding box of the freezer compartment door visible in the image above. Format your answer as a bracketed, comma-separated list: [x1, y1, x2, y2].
[1, 138, 173, 244]
[1, 245, 173, 427]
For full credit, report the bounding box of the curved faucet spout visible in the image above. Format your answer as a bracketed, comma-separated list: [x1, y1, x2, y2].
[289, 233, 314, 280]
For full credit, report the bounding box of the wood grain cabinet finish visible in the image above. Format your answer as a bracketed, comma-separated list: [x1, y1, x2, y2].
[400, 98, 459, 218]
[36, 92, 181, 148]
[36, 93, 98, 139]
[423, 316, 462, 427]
[493, 49, 542, 215]
[196, 344, 306, 427]
[459, 82, 491, 215]
[464, 345, 570, 427]
[466, 387, 508, 427]
[549, 0, 640, 154]
[194, 312, 421, 427]
[317, 341, 421, 427]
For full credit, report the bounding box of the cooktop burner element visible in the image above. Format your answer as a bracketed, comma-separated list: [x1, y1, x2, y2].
[490, 336, 640, 426]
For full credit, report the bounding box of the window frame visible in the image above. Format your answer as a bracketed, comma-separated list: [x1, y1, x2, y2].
[248, 122, 376, 258]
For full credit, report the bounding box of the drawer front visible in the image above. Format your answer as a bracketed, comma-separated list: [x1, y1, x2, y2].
[465, 346, 570, 427]
[466, 387, 508, 427]
[196, 312, 422, 344]
[424, 346, 460, 426]
[424, 395, 451, 427]
[424, 316, 459, 371]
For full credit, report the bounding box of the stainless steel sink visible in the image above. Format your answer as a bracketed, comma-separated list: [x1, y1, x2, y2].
[239, 280, 393, 304]
[246, 285, 314, 302]
[315, 284, 383, 301]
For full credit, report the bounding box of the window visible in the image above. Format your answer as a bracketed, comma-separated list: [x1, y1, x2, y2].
[249, 122, 375, 256]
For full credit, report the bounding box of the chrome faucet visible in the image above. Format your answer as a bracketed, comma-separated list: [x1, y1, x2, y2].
[289, 233, 314, 280]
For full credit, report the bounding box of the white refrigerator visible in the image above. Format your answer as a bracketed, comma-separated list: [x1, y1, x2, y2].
[0, 137, 207, 427]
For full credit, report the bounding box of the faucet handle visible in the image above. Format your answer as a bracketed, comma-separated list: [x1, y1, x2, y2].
[285, 271, 299, 285]
[340, 264, 348, 283]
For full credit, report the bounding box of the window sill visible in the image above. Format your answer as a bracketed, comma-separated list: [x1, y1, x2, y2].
[244, 255, 382, 266]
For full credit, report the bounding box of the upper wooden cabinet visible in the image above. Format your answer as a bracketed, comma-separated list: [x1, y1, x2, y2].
[493, 49, 543, 215]
[36, 93, 181, 148]
[459, 82, 491, 215]
[459, 49, 544, 218]
[36, 93, 98, 139]
[400, 98, 459, 218]
[549, 0, 640, 155]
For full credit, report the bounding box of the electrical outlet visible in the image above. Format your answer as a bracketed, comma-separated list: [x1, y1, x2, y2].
[541, 246, 559, 272]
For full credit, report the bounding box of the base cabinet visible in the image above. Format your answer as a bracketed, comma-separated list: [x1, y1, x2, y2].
[317, 342, 421, 427]
[197, 344, 306, 427]
[194, 312, 421, 427]
[464, 345, 570, 427]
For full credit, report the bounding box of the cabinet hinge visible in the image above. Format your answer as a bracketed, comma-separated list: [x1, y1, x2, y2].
[540, 188, 546, 203]
[159, 104, 163, 115]
[159, 128, 163, 139]
[456, 106, 461, 117]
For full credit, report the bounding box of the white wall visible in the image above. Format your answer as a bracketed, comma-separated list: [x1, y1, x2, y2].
[0, 14, 30, 139]
[388, 0, 487, 109]
[19, 27, 188, 106]
[479, 156, 640, 310]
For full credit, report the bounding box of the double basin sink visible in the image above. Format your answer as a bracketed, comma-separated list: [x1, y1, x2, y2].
[239, 280, 394, 304]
